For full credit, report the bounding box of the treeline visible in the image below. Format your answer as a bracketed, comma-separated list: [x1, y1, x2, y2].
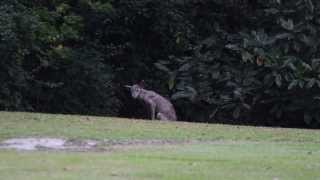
[1, 0, 320, 128]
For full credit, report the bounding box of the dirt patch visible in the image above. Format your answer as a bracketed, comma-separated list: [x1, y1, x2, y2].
[0, 138, 66, 150]
[0, 138, 190, 152]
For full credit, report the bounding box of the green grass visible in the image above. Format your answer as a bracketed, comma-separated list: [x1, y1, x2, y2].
[0, 142, 319, 180]
[0, 111, 319, 142]
[0, 111, 320, 180]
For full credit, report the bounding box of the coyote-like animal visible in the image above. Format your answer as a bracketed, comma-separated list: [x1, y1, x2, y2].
[125, 84, 177, 121]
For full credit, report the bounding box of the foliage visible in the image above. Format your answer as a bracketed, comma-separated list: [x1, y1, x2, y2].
[153, 0, 320, 127]
[0, 0, 119, 115]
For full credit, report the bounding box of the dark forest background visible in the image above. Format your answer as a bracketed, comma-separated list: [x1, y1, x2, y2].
[1, 0, 320, 128]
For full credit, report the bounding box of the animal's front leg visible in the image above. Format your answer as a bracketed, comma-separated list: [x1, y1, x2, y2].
[150, 103, 156, 120]
[146, 100, 156, 120]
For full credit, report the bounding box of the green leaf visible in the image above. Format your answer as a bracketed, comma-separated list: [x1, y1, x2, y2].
[225, 44, 240, 51]
[280, 18, 294, 31]
[209, 108, 219, 119]
[178, 63, 192, 72]
[275, 74, 282, 87]
[154, 63, 171, 73]
[288, 63, 297, 71]
[300, 35, 314, 47]
[264, 8, 279, 15]
[282, 56, 296, 65]
[288, 80, 298, 90]
[171, 91, 192, 100]
[171, 92, 189, 100]
[242, 103, 251, 110]
[311, 59, 320, 69]
[275, 33, 292, 40]
[241, 51, 253, 63]
[299, 81, 305, 88]
[306, 0, 314, 13]
[171, 87, 197, 100]
[211, 71, 220, 79]
[307, 78, 316, 89]
[302, 62, 312, 71]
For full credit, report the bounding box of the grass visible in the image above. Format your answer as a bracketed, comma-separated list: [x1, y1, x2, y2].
[0, 111, 319, 142]
[0, 142, 319, 180]
[0, 111, 320, 180]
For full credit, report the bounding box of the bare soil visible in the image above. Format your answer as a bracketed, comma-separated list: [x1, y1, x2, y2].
[0, 138, 191, 152]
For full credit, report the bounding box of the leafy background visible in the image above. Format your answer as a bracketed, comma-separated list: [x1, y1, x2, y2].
[1, 0, 320, 128]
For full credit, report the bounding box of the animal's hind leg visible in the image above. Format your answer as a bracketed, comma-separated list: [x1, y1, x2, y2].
[157, 112, 169, 121]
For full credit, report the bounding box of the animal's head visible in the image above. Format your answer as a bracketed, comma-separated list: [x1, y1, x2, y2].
[125, 84, 143, 99]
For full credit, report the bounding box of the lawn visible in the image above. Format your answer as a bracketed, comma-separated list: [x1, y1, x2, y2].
[0, 111, 319, 180]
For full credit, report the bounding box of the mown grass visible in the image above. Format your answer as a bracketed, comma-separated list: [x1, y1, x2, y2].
[0, 142, 319, 180]
[0, 111, 319, 143]
[0, 111, 320, 180]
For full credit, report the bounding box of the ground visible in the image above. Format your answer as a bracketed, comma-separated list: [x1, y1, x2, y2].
[0, 111, 319, 180]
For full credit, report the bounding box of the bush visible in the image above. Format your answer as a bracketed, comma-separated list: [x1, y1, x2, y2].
[156, 0, 320, 127]
[0, 0, 120, 115]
